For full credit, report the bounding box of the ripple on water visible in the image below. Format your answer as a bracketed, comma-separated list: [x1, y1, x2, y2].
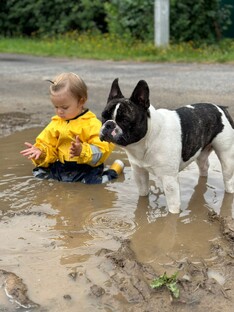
[83, 171, 139, 239]
[0, 176, 43, 211]
[84, 208, 137, 239]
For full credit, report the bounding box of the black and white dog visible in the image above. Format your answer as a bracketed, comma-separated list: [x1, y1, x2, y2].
[100, 79, 234, 214]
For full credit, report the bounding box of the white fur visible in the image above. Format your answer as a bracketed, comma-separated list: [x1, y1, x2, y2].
[113, 103, 121, 120]
[122, 105, 234, 214]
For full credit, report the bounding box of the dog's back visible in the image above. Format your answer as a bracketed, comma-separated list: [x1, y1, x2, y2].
[176, 103, 233, 163]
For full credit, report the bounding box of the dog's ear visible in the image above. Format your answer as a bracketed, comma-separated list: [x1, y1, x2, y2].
[107, 78, 124, 103]
[129, 80, 150, 110]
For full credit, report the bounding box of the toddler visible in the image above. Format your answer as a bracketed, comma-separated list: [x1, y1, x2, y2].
[20, 72, 124, 183]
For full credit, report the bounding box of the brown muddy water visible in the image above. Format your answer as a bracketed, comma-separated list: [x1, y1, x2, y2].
[0, 128, 233, 312]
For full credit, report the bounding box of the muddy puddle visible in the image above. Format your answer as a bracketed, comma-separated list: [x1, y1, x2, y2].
[0, 128, 233, 312]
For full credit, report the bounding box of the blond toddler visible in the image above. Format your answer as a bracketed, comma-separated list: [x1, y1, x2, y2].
[20, 72, 123, 183]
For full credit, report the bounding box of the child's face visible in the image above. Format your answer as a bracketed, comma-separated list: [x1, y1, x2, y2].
[50, 89, 84, 120]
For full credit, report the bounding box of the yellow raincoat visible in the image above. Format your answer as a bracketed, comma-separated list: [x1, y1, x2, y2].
[32, 110, 114, 168]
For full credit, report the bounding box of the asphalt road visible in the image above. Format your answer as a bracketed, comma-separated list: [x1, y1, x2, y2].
[0, 53, 234, 127]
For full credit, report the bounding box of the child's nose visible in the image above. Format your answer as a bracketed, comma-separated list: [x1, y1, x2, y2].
[57, 108, 64, 114]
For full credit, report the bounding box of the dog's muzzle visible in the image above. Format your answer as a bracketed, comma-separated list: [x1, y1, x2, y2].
[100, 120, 122, 143]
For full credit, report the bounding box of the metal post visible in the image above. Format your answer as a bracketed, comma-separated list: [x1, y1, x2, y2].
[154, 0, 170, 47]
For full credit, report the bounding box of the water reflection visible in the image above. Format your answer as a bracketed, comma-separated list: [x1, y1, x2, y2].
[131, 156, 233, 267]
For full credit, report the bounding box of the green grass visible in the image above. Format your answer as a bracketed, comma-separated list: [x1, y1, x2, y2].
[0, 32, 234, 63]
[151, 272, 180, 298]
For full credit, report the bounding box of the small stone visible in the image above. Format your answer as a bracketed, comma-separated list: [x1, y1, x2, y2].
[90, 284, 105, 297]
[63, 294, 72, 300]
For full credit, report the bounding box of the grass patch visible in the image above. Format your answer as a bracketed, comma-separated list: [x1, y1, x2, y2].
[151, 272, 180, 298]
[0, 33, 234, 63]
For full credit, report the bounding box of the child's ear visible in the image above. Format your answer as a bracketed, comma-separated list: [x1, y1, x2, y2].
[79, 98, 86, 105]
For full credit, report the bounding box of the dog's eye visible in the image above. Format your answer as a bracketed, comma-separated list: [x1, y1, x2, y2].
[101, 111, 109, 121]
[118, 116, 131, 124]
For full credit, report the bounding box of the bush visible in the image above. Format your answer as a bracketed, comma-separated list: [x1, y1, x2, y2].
[0, 0, 232, 43]
[104, 0, 154, 41]
[170, 0, 233, 43]
[0, 0, 107, 37]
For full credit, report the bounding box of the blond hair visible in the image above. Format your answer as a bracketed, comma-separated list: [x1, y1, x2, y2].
[49, 72, 88, 102]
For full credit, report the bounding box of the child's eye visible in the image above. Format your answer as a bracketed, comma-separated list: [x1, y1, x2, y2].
[56, 106, 68, 110]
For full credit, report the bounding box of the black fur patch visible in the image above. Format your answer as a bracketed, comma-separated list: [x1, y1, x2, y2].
[176, 103, 224, 162]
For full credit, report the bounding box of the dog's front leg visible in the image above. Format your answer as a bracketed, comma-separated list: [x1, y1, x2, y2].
[131, 164, 149, 196]
[161, 175, 181, 214]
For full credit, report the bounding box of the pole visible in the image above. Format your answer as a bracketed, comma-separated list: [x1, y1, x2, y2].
[154, 0, 170, 46]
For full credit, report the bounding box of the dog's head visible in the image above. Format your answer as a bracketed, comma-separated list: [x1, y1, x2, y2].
[100, 78, 150, 146]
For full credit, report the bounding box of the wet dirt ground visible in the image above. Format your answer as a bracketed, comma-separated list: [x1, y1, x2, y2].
[0, 54, 234, 311]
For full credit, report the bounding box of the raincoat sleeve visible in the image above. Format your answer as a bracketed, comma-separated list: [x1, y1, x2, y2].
[31, 121, 59, 167]
[72, 118, 114, 166]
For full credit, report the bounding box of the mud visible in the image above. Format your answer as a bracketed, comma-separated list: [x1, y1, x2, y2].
[0, 112, 31, 137]
[86, 239, 234, 312]
[0, 55, 233, 311]
[0, 269, 39, 309]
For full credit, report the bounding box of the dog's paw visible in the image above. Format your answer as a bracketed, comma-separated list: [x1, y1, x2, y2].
[225, 185, 234, 194]
[224, 179, 234, 193]
[168, 205, 180, 214]
[138, 190, 149, 197]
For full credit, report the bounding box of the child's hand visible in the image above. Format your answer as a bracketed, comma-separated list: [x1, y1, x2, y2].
[70, 135, 82, 158]
[20, 142, 43, 160]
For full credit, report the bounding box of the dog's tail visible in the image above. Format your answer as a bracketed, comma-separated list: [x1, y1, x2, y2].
[219, 105, 234, 129]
